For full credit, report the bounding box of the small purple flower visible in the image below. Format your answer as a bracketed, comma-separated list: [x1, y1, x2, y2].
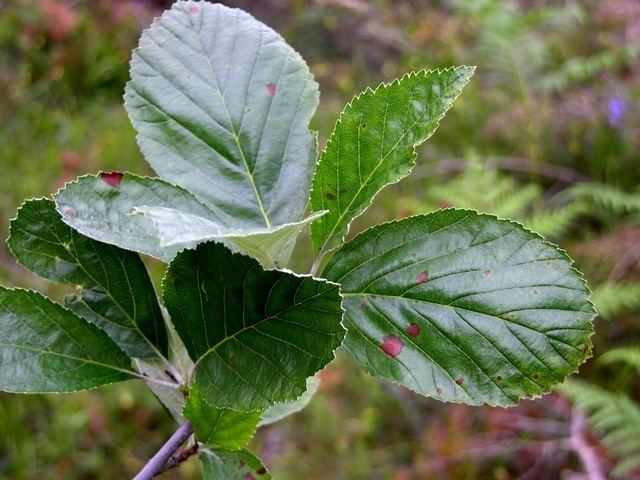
[607, 97, 626, 127]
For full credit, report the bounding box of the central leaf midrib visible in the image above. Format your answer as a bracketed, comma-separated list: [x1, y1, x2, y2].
[192, 10, 272, 228]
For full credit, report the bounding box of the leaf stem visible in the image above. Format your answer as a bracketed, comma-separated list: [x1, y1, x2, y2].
[133, 421, 194, 480]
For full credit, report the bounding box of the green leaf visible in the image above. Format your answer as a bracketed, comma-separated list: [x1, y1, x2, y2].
[310, 67, 474, 255]
[8, 198, 167, 358]
[125, 1, 319, 229]
[201, 449, 271, 480]
[56, 173, 321, 268]
[55, 173, 214, 262]
[322, 210, 595, 406]
[183, 384, 260, 450]
[0, 287, 134, 393]
[259, 376, 319, 427]
[134, 206, 326, 269]
[163, 242, 344, 411]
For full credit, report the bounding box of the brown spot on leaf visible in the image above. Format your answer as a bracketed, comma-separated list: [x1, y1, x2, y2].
[256, 467, 267, 475]
[533, 373, 540, 380]
[381, 335, 403, 357]
[325, 192, 337, 201]
[532, 289, 539, 296]
[496, 375, 503, 382]
[267, 83, 276, 96]
[101, 171, 123, 187]
[407, 323, 420, 338]
[455, 378, 464, 386]
[416, 271, 429, 283]
[583, 344, 590, 353]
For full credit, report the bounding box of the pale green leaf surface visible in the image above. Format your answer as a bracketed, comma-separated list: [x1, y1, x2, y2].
[183, 384, 260, 450]
[163, 242, 344, 411]
[310, 67, 474, 255]
[125, 1, 319, 229]
[201, 449, 271, 480]
[323, 210, 594, 406]
[55, 173, 214, 262]
[56, 174, 319, 267]
[0, 287, 134, 393]
[258, 375, 319, 427]
[134, 206, 326, 268]
[9, 199, 166, 358]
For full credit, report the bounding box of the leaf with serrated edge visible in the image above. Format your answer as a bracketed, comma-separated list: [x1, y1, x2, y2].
[184, 383, 260, 450]
[134, 206, 326, 268]
[310, 67, 474, 256]
[9, 198, 167, 358]
[322, 210, 595, 407]
[258, 375, 318, 427]
[125, 1, 319, 230]
[0, 287, 134, 393]
[201, 449, 271, 480]
[163, 241, 344, 412]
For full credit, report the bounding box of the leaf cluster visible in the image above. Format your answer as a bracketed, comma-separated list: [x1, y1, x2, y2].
[0, 2, 596, 477]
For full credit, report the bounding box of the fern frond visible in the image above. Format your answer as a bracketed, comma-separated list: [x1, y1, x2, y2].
[524, 202, 586, 239]
[599, 347, 640, 374]
[559, 379, 640, 478]
[568, 184, 640, 217]
[591, 282, 640, 319]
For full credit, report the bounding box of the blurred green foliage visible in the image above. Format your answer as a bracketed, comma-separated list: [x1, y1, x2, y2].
[1, 0, 640, 478]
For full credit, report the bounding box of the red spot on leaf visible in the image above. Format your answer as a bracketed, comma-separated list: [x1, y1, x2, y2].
[267, 83, 277, 96]
[244, 474, 255, 480]
[381, 335, 404, 357]
[455, 378, 464, 386]
[583, 344, 590, 353]
[101, 171, 123, 187]
[407, 323, 420, 337]
[482, 269, 491, 276]
[190, 6, 199, 13]
[416, 271, 429, 283]
[63, 208, 74, 219]
[436, 387, 443, 394]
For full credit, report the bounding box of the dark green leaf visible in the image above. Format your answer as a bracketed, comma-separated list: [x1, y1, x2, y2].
[184, 384, 260, 450]
[310, 67, 474, 255]
[163, 242, 344, 411]
[323, 210, 595, 406]
[201, 449, 271, 480]
[9, 199, 166, 358]
[125, 1, 319, 229]
[0, 287, 134, 393]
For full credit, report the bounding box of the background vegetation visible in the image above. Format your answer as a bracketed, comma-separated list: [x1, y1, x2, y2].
[1, 0, 639, 478]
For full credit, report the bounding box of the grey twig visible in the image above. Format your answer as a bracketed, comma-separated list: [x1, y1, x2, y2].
[134, 421, 194, 480]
